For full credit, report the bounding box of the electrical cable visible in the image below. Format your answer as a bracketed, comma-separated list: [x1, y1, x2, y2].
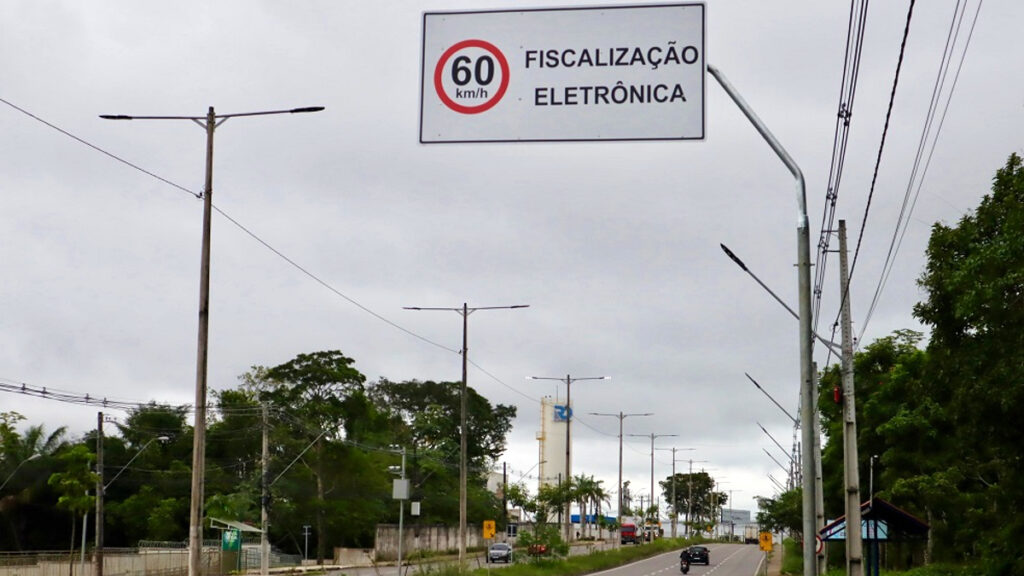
[858, 0, 983, 341]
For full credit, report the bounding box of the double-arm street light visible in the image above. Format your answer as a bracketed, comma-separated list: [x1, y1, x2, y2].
[628, 432, 677, 539]
[404, 303, 528, 562]
[655, 446, 695, 538]
[529, 374, 608, 542]
[101, 104, 324, 576]
[588, 411, 652, 527]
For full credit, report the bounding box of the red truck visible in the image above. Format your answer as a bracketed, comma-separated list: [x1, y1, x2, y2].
[620, 523, 638, 544]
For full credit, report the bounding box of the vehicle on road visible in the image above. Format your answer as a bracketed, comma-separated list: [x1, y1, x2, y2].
[621, 523, 638, 544]
[527, 543, 549, 556]
[686, 545, 710, 565]
[680, 557, 690, 573]
[487, 542, 513, 563]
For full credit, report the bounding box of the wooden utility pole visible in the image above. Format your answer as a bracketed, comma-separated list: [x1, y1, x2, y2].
[838, 220, 864, 576]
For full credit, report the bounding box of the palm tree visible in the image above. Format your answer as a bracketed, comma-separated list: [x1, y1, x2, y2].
[572, 475, 609, 538]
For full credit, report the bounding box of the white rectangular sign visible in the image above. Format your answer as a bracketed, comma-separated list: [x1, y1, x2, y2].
[420, 3, 706, 143]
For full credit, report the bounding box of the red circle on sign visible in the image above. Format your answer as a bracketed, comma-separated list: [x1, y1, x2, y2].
[433, 39, 510, 114]
[815, 535, 824, 554]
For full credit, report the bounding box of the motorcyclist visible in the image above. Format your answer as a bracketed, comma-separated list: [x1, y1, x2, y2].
[680, 548, 692, 573]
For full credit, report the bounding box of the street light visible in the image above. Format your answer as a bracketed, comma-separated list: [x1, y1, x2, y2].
[101, 104, 324, 576]
[588, 411, 652, 528]
[628, 432, 676, 541]
[685, 459, 708, 538]
[103, 436, 170, 491]
[95, 435, 169, 576]
[655, 446, 695, 538]
[529, 374, 608, 542]
[0, 453, 41, 492]
[404, 303, 528, 562]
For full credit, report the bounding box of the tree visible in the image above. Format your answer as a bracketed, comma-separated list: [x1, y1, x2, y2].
[47, 445, 97, 575]
[756, 489, 802, 535]
[264, 351, 367, 563]
[909, 153, 1024, 572]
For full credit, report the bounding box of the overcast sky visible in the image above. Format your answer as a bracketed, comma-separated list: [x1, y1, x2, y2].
[2, 0, 1021, 521]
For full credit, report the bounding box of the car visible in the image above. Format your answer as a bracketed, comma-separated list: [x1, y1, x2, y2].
[487, 542, 513, 563]
[687, 545, 710, 565]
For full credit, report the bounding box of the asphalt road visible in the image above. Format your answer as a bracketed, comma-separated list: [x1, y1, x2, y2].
[593, 544, 764, 576]
[328, 543, 767, 576]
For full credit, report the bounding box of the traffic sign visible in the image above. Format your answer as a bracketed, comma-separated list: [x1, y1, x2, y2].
[483, 520, 496, 539]
[759, 532, 773, 552]
[420, 3, 706, 142]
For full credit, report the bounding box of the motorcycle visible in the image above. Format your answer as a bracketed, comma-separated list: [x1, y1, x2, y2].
[680, 558, 690, 573]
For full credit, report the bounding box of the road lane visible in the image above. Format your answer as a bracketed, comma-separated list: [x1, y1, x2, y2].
[589, 544, 765, 576]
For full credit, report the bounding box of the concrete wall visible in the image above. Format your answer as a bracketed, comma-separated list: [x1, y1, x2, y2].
[374, 524, 485, 561]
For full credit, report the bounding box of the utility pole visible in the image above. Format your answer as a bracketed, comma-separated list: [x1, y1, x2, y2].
[813, 364, 826, 575]
[530, 374, 608, 542]
[589, 411, 652, 527]
[629, 432, 676, 541]
[406, 303, 528, 562]
[261, 403, 270, 576]
[101, 104, 323, 576]
[655, 447, 695, 538]
[838, 220, 864, 576]
[686, 460, 709, 538]
[95, 412, 104, 576]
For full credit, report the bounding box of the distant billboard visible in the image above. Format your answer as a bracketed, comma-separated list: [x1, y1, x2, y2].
[420, 3, 706, 142]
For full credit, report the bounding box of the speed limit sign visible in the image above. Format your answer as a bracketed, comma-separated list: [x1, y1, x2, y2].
[433, 39, 510, 114]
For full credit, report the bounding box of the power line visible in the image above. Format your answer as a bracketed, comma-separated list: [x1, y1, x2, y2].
[1, 97, 546, 403]
[859, 0, 983, 340]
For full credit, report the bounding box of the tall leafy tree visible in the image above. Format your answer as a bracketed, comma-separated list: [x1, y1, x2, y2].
[264, 351, 367, 562]
[910, 153, 1024, 571]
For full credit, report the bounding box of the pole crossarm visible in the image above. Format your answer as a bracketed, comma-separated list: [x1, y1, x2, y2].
[101, 104, 323, 576]
[406, 302, 528, 562]
[529, 374, 608, 542]
[589, 411, 652, 524]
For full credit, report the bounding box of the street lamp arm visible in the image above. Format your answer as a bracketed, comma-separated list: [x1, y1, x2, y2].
[747, 373, 799, 424]
[99, 107, 325, 122]
[721, 243, 841, 354]
[104, 437, 168, 491]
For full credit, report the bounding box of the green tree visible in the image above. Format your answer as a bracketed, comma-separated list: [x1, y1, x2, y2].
[756, 489, 802, 535]
[264, 351, 367, 562]
[47, 445, 97, 572]
[910, 153, 1024, 572]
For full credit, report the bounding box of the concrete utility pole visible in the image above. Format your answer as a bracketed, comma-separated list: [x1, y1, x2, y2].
[655, 446, 695, 538]
[261, 403, 270, 576]
[101, 105, 323, 576]
[405, 303, 528, 562]
[813, 364, 827, 575]
[629, 432, 676, 539]
[530, 374, 608, 542]
[709, 64, 816, 576]
[838, 221, 864, 576]
[95, 412, 104, 576]
[589, 411, 652, 526]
